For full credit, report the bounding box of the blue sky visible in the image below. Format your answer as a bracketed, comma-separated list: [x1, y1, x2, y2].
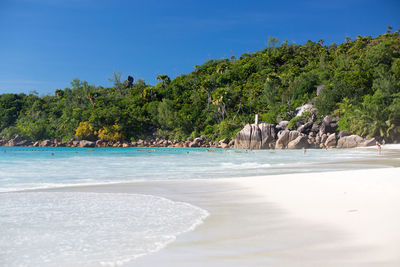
[0, 0, 399, 94]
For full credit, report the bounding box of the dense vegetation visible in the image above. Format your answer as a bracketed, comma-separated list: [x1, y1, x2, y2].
[1, 29, 400, 143]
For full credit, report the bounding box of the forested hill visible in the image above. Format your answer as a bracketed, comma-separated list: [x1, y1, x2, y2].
[1, 30, 400, 143]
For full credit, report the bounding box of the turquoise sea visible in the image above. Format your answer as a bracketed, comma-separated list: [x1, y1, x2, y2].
[0, 146, 379, 192]
[0, 147, 381, 266]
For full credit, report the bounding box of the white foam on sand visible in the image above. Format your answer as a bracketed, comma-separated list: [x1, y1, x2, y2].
[0, 192, 209, 267]
[233, 167, 400, 263]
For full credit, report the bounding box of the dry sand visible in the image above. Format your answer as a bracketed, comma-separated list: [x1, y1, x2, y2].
[42, 145, 400, 266]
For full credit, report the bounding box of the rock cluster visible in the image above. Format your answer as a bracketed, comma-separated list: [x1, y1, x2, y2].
[0, 135, 234, 149]
[0, 115, 379, 150]
[234, 116, 377, 150]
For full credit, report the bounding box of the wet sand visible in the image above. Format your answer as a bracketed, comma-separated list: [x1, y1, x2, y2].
[36, 145, 400, 266]
[40, 177, 399, 265]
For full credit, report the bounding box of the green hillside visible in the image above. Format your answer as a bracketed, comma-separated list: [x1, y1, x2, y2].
[1, 29, 400, 142]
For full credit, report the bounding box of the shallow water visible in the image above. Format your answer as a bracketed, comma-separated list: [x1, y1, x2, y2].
[0, 192, 208, 266]
[0, 147, 379, 192]
[0, 146, 382, 266]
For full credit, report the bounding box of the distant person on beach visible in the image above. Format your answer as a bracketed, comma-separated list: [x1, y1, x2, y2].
[376, 140, 381, 154]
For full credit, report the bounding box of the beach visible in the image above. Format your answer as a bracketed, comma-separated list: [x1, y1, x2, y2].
[35, 145, 400, 267]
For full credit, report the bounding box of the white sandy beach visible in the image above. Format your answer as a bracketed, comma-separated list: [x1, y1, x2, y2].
[39, 145, 400, 266]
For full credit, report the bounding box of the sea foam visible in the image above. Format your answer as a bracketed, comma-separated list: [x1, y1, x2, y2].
[0, 192, 209, 267]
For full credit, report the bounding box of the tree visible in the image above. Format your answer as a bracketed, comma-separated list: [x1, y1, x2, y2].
[97, 124, 124, 141]
[156, 74, 171, 86]
[75, 121, 96, 140]
[268, 37, 279, 47]
[157, 99, 174, 130]
[0, 30, 399, 143]
[108, 72, 123, 88]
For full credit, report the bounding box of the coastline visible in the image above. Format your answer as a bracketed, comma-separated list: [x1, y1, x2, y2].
[34, 145, 400, 266]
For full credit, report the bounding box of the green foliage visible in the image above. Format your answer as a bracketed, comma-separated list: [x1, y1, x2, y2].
[260, 112, 278, 124]
[287, 110, 313, 130]
[215, 120, 241, 140]
[157, 99, 174, 130]
[0, 126, 19, 140]
[1, 30, 399, 142]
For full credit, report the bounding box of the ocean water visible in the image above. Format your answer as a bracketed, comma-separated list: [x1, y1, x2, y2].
[0, 146, 379, 266]
[0, 147, 378, 192]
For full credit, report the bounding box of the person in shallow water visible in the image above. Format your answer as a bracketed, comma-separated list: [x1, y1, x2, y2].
[376, 141, 381, 154]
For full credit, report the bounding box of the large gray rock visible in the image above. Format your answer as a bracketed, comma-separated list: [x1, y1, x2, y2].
[289, 131, 301, 143]
[234, 123, 273, 149]
[13, 135, 24, 143]
[96, 140, 104, 147]
[234, 124, 253, 149]
[337, 135, 365, 148]
[195, 137, 205, 144]
[295, 103, 314, 117]
[6, 135, 27, 146]
[297, 122, 313, 134]
[189, 137, 203, 147]
[320, 134, 328, 145]
[311, 123, 319, 133]
[315, 135, 321, 145]
[276, 120, 289, 131]
[325, 133, 337, 148]
[79, 140, 95, 148]
[279, 120, 289, 129]
[319, 116, 338, 135]
[5, 140, 14, 147]
[40, 140, 52, 147]
[338, 130, 349, 139]
[228, 139, 235, 147]
[308, 113, 317, 123]
[287, 135, 309, 149]
[249, 124, 262, 149]
[19, 140, 32, 146]
[259, 123, 277, 149]
[220, 143, 229, 149]
[188, 141, 199, 147]
[275, 130, 290, 149]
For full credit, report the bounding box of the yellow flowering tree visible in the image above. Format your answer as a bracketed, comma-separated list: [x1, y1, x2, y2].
[75, 122, 95, 140]
[97, 124, 124, 141]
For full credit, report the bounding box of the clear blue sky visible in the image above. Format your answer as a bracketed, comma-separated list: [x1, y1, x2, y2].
[0, 0, 399, 95]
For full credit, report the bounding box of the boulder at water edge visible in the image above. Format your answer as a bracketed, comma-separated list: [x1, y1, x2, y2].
[79, 140, 95, 148]
[336, 135, 365, 148]
[275, 130, 290, 149]
[325, 133, 337, 148]
[287, 135, 309, 149]
[258, 123, 277, 149]
[249, 124, 262, 149]
[234, 124, 252, 149]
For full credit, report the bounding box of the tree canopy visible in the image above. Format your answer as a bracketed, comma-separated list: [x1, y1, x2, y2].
[1, 30, 400, 142]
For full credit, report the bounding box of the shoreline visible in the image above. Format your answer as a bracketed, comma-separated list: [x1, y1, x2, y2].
[6, 145, 400, 266]
[36, 167, 400, 266]
[1, 127, 397, 150]
[33, 157, 400, 266]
